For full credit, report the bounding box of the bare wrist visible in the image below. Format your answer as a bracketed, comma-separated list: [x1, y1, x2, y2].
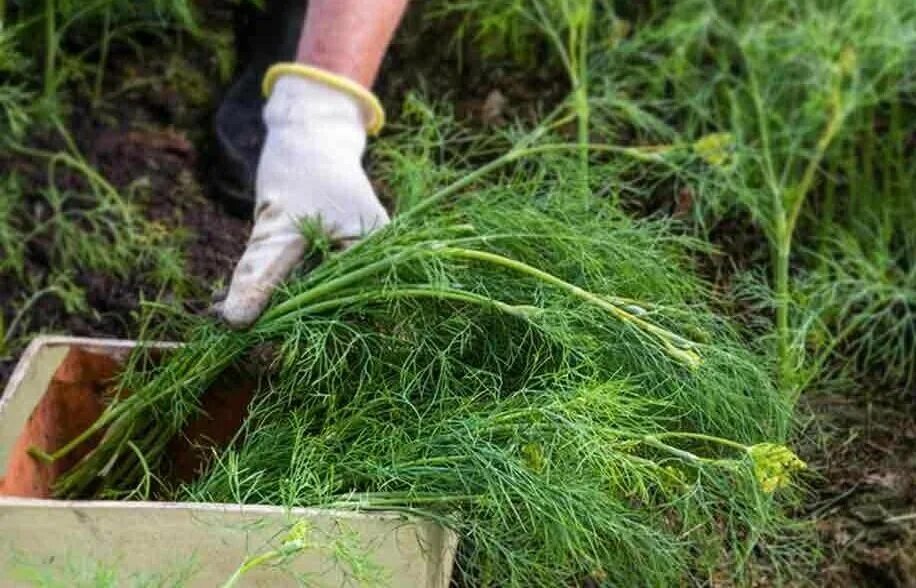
[295, 0, 408, 89]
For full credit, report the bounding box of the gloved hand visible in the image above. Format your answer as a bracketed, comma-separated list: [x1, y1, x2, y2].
[219, 70, 389, 328]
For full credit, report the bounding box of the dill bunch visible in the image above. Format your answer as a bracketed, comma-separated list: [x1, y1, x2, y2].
[40, 146, 800, 585]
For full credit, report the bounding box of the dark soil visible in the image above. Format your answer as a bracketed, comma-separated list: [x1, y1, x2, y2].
[799, 390, 916, 587]
[0, 4, 913, 587]
[0, 38, 248, 384]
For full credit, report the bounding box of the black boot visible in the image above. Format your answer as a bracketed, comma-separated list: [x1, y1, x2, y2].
[213, 0, 307, 215]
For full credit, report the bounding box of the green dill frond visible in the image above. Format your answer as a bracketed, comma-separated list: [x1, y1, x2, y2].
[46, 134, 795, 585]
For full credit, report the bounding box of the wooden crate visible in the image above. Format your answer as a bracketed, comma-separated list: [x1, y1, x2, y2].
[0, 336, 457, 587]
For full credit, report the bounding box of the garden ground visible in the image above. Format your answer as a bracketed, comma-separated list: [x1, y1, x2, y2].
[0, 4, 913, 586]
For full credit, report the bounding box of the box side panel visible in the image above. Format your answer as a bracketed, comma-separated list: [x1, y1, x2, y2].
[0, 340, 70, 474]
[0, 501, 452, 587]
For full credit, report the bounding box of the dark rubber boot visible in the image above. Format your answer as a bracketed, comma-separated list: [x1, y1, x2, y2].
[213, 0, 307, 215]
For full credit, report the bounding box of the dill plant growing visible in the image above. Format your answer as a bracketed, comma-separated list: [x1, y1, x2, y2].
[35, 106, 805, 585]
[0, 1, 208, 360]
[0, 0, 201, 355]
[3, 0, 199, 102]
[594, 0, 916, 397]
[431, 0, 623, 187]
[796, 104, 916, 390]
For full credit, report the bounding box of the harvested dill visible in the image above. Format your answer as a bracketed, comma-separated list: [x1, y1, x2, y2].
[38, 148, 800, 585]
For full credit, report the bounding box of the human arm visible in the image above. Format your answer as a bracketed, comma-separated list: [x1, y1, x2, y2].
[219, 0, 409, 328]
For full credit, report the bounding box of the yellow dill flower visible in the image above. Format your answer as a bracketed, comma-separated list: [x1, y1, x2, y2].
[522, 442, 545, 473]
[747, 443, 806, 493]
[692, 132, 735, 168]
[838, 46, 857, 77]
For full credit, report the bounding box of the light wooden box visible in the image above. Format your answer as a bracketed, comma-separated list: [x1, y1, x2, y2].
[0, 336, 457, 587]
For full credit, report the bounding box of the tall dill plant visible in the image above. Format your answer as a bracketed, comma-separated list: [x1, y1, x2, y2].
[797, 103, 915, 390]
[597, 0, 916, 398]
[0, 1, 200, 361]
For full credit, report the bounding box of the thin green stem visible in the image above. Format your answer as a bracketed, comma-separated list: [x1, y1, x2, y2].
[6, 136, 122, 206]
[746, 60, 783, 203]
[574, 1, 592, 194]
[774, 226, 791, 388]
[650, 431, 748, 452]
[259, 250, 419, 323]
[330, 493, 480, 508]
[402, 142, 671, 222]
[775, 89, 846, 393]
[92, 4, 112, 107]
[641, 436, 705, 464]
[28, 404, 124, 463]
[3, 284, 71, 345]
[784, 89, 846, 241]
[266, 286, 534, 328]
[43, 0, 57, 101]
[440, 247, 700, 366]
[221, 547, 298, 588]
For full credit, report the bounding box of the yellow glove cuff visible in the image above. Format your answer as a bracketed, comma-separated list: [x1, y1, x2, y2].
[263, 63, 385, 136]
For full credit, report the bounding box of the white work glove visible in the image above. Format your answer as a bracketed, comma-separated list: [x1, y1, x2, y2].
[219, 74, 389, 328]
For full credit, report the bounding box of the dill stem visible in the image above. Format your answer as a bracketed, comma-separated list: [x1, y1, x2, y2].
[774, 228, 791, 388]
[44, 0, 56, 100]
[649, 431, 747, 452]
[784, 90, 846, 241]
[259, 250, 418, 322]
[397, 142, 667, 222]
[775, 89, 846, 393]
[27, 403, 125, 463]
[640, 436, 704, 463]
[267, 287, 530, 327]
[573, 1, 592, 197]
[92, 4, 112, 106]
[103, 421, 163, 488]
[221, 547, 297, 588]
[330, 493, 480, 508]
[440, 247, 700, 365]
[125, 441, 152, 500]
[6, 135, 123, 206]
